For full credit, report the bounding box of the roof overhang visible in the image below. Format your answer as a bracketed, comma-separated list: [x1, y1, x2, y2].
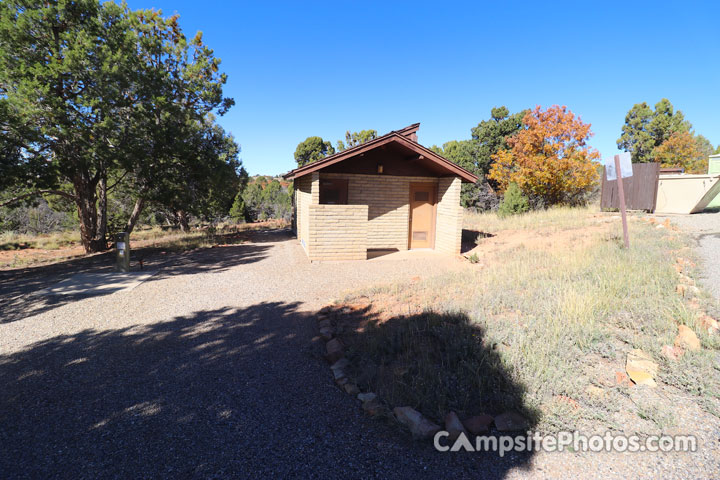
[283, 125, 478, 183]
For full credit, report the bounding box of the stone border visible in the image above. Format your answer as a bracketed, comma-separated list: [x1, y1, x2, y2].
[619, 254, 717, 388]
[674, 256, 719, 335]
[316, 306, 528, 441]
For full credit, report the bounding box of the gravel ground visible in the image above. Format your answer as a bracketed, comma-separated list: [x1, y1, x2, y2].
[665, 211, 720, 301]
[1, 229, 718, 479]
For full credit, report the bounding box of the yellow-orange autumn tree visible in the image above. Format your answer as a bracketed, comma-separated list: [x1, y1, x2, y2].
[489, 105, 600, 206]
[652, 130, 708, 174]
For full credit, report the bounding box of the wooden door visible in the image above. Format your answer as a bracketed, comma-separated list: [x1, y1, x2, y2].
[409, 183, 436, 249]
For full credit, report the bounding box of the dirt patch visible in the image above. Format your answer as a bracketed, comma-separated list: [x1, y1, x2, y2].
[464, 222, 613, 263]
[0, 244, 88, 267]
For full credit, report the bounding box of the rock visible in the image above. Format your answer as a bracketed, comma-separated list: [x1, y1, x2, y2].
[356, 390, 381, 415]
[319, 327, 334, 340]
[357, 392, 377, 403]
[678, 274, 694, 285]
[393, 406, 441, 440]
[325, 338, 344, 363]
[697, 314, 719, 336]
[554, 394, 580, 410]
[318, 318, 332, 329]
[362, 400, 385, 417]
[343, 383, 360, 396]
[332, 367, 346, 383]
[675, 325, 701, 352]
[330, 358, 349, 371]
[463, 414, 494, 435]
[494, 411, 528, 432]
[615, 371, 633, 387]
[676, 283, 699, 297]
[625, 349, 658, 387]
[584, 385, 605, 397]
[444, 412, 468, 441]
[661, 344, 684, 361]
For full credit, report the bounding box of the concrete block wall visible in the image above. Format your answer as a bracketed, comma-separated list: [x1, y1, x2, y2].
[322, 173, 439, 250]
[310, 172, 320, 204]
[435, 177, 463, 254]
[307, 204, 368, 261]
[294, 174, 314, 251]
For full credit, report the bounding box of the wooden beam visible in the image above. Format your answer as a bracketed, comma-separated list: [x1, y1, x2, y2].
[284, 131, 478, 183]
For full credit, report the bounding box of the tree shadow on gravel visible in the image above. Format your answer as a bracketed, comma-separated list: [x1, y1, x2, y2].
[1, 302, 536, 479]
[0, 240, 271, 324]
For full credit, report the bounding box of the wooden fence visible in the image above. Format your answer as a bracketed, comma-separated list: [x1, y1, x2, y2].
[601, 162, 660, 212]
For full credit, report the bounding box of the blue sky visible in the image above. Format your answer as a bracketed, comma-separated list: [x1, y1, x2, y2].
[125, 0, 720, 176]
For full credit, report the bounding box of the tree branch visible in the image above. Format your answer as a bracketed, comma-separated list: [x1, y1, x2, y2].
[106, 170, 129, 192]
[0, 189, 78, 207]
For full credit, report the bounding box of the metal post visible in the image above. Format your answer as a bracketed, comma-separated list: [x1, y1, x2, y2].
[115, 232, 130, 272]
[614, 155, 630, 248]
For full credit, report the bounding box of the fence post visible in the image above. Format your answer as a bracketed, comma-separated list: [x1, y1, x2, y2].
[614, 155, 630, 248]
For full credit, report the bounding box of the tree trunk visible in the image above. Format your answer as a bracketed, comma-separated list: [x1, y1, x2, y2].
[125, 197, 145, 234]
[74, 174, 106, 253]
[95, 174, 108, 245]
[176, 210, 190, 232]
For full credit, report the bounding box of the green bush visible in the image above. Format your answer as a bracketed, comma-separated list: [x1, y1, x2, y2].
[229, 192, 246, 222]
[498, 183, 529, 218]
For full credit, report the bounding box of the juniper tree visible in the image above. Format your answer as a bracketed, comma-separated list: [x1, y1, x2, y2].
[0, 1, 237, 250]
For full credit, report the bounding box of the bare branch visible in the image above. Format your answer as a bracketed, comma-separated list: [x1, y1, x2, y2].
[0, 189, 77, 207]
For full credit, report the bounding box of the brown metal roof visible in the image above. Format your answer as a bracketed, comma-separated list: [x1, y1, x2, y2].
[283, 123, 478, 183]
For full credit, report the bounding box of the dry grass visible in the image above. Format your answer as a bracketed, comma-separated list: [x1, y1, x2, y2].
[463, 204, 599, 234]
[0, 220, 289, 269]
[0, 230, 80, 251]
[339, 207, 720, 433]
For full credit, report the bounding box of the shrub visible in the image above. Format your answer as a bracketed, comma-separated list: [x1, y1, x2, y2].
[653, 130, 708, 174]
[488, 105, 600, 206]
[497, 183, 529, 218]
[229, 192, 246, 222]
[0, 199, 77, 234]
[242, 178, 292, 222]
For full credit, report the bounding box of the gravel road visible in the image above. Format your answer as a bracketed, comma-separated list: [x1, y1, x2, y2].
[1, 230, 717, 479]
[666, 211, 720, 301]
